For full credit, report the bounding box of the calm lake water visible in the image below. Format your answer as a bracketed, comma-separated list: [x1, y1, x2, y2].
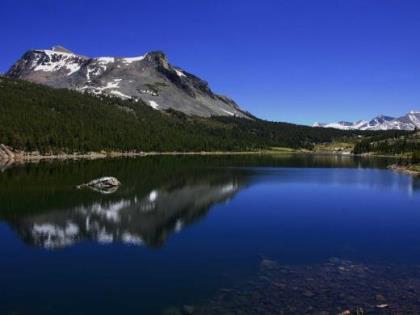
[1, 154, 420, 314]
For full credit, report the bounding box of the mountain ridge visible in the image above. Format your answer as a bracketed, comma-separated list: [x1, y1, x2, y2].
[6, 46, 251, 118]
[314, 111, 420, 131]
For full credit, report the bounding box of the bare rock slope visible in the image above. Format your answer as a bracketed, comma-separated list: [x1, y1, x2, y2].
[7, 46, 250, 118]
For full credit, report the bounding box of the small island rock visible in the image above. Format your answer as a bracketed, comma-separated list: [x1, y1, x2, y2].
[77, 177, 121, 194]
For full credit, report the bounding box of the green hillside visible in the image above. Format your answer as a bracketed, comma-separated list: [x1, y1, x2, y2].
[353, 130, 420, 156]
[0, 76, 388, 154]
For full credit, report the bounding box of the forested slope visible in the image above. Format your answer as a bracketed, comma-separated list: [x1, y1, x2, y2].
[353, 130, 419, 155]
[0, 76, 384, 154]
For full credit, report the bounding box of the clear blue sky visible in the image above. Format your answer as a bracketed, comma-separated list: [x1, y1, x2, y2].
[1, 0, 420, 125]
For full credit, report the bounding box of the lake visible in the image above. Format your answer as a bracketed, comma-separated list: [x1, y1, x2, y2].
[1, 154, 420, 314]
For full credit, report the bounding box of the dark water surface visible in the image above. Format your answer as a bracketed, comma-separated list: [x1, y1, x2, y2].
[1, 154, 420, 314]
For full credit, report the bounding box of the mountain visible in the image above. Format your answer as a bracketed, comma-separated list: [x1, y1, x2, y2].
[314, 112, 420, 131]
[6, 46, 250, 118]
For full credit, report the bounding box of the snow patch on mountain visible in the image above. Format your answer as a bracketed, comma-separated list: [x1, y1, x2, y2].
[148, 100, 159, 109]
[174, 69, 186, 77]
[220, 108, 235, 116]
[123, 55, 146, 64]
[110, 90, 131, 99]
[96, 57, 115, 64]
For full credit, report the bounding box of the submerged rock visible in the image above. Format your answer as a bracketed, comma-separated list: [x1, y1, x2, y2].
[77, 177, 121, 194]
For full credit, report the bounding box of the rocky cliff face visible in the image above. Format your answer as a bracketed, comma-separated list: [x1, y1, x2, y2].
[7, 46, 250, 118]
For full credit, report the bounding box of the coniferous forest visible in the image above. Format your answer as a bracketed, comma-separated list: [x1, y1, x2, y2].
[352, 130, 420, 155]
[0, 76, 402, 154]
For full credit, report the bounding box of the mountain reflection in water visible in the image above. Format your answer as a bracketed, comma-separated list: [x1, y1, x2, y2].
[0, 157, 249, 249]
[0, 154, 418, 251]
[23, 180, 241, 249]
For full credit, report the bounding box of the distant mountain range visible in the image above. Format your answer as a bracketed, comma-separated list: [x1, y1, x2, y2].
[313, 111, 420, 131]
[6, 46, 250, 118]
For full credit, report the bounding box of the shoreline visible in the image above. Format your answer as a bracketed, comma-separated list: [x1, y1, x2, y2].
[0, 150, 300, 169]
[0, 149, 305, 171]
[2, 149, 420, 179]
[1, 150, 288, 161]
[0, 148, 405, 163]
[0, 147, 412, 171]
[388, 164, 420, 177]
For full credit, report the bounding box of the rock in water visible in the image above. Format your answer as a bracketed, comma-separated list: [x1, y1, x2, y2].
[77, 177, 121, 194]
[85, 177, 121, 188]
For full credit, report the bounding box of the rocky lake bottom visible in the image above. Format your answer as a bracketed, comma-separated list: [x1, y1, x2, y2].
[194, 259, 420, 315]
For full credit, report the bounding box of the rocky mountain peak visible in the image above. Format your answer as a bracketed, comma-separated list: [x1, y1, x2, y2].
[145, 51, 168, 63]
[145, 51, 171, 71]
[6, 47, 250, 118]
[368, 115, 394, 125]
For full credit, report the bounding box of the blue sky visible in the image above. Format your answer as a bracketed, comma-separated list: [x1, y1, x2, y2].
[1, 0, 420, 125]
